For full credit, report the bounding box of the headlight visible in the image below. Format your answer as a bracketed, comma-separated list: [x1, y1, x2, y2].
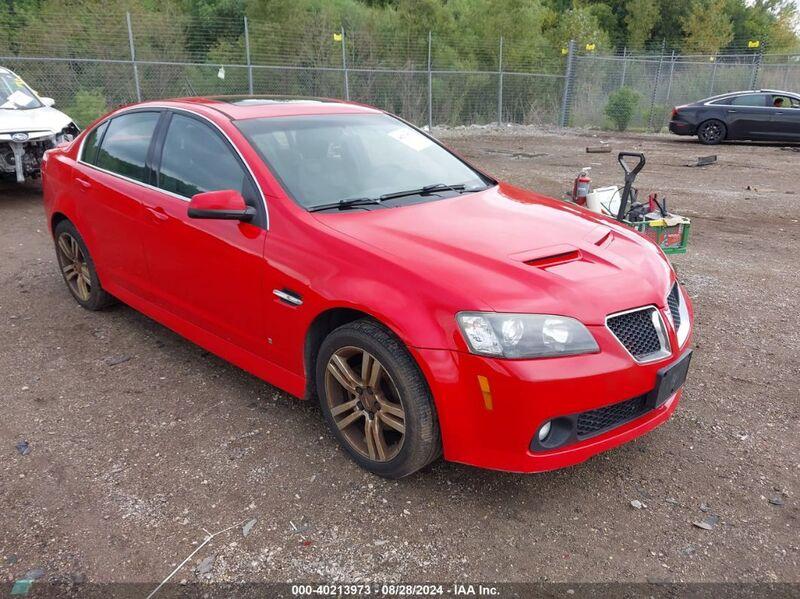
[57, 123, 80, 144]
[456, 312, 599, 359]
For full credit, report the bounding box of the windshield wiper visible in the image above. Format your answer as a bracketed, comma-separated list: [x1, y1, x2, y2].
[379, 183, 466, 201]
[307, 197, 383, 212]
[307, 182, 484, 212]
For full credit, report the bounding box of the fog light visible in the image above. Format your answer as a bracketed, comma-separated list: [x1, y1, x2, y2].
[538, 421, 552, 441]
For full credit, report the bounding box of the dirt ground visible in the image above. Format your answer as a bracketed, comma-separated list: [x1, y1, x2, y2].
[0, 128, 798, 589]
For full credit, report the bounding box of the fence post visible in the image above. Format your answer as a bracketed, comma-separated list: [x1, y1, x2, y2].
[427, 31, 433, 130]
[709, 56, 718, 96]
[125, 12, 142, 102]
[647, 40, 666, 132]
[244, 16, 254, 95]
[664, 50, 677, 107]
[340, 26, 350, 101]
[497, 36, 504, 125]
[749, 43, 764, 90]
[559, 39, 576, 128]
[620, 46, 628, 88]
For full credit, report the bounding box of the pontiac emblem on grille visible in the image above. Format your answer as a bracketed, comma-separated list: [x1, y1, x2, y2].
[11, 132, 29, 142]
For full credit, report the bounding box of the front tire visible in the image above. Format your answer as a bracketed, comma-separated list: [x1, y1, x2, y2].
[316, 319, 441, 478]
[697, 119, 726, 145]
[53, 220, 115, 311]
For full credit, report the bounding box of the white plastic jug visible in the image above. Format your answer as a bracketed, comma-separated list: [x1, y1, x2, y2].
[586, 185, 621, 217]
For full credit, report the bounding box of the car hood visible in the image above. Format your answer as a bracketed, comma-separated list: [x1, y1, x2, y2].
[315, 184, 674, 325]
[0, 105, 73, 136]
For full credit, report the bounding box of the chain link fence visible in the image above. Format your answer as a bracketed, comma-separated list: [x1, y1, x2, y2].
[2, 10, 799, 131]
[571, 47, 800, 132]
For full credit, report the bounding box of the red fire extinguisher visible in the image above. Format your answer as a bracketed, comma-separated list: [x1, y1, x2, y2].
[572, 167, 591, 206]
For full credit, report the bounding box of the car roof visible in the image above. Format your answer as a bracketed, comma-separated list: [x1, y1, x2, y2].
[700, 89, 798, 102]
[138, 95, 383, 120]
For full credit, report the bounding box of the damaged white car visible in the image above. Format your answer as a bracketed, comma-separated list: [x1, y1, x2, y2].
[1, 67, 79, 183]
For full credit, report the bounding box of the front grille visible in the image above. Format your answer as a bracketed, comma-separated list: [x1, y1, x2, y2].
[576, 394, 648, 439]
[606, 307, 664, 360]
[667, 284, 681, 330]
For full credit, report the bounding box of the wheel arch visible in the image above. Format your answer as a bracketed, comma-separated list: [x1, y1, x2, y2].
[303, 306, 426, 402]
[304, 307, 381, 400]
[50, 211, 70, 236]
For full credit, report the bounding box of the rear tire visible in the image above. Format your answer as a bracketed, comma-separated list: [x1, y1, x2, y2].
[697, 119, 726, 145]
[316, 319, 441, 478]
[53, 220, 116, 311]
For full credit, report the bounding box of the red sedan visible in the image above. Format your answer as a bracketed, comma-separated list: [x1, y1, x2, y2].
[41, 97, 693, 478]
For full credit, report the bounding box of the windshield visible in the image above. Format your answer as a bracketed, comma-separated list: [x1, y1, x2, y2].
[236, 113, 490, 209]
[0, 71, 43, 110]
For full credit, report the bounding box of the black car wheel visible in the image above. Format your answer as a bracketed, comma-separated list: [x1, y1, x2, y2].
[697, 119, 726, 145]
[316, 318, 441, 478]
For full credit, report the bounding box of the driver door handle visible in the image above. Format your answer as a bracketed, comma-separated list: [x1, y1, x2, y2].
[75, 177, 92, 190]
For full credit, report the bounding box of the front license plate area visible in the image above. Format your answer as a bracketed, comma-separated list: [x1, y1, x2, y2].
[649, 350, 692, 407]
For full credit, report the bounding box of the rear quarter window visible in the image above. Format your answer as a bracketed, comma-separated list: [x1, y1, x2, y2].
[730, 94, 768, 107]
[81, 121, 109, 165]
[709, 95, 767, 106]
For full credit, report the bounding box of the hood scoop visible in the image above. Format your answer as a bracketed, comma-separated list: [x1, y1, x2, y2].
[593, 230, 613, 248]
[510, 226, 619, 271]
[510, 244, 583, 269]
[584, 224, 615, 248]
[524, 249, 582, 269]
[510, 238, 622, 281]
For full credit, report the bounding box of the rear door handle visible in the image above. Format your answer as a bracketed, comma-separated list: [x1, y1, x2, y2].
[727, 109, 737, 113]
[75, 177, 92, 190]
[145, 205, 169, 222]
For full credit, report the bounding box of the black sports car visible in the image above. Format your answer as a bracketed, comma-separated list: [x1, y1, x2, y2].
[669, 89, 800, 145]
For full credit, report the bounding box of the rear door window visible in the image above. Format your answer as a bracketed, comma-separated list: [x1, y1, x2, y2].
[157, 113, 250, 199]
[95, 112, 160, 183]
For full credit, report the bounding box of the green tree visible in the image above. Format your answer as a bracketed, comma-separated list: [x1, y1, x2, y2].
[549, 6, 611, 50]
[625, 0, 660, 49]
[744, 0, 798, 52]
[588, 2, 623, 44]
[682, 0, 735, 53]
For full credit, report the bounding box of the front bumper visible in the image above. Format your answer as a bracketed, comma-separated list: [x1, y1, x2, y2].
[1, 136, 56, 182]
[412, 320, 691, 473]
[1, 126, 77, 183]
[669, 120, 695, 136]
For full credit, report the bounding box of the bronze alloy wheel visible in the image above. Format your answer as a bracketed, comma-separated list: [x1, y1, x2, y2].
[324, 346, 406, 462]
[56, 232, 92, 302]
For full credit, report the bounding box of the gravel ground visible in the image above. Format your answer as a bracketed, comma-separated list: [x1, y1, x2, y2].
[0, 127, 798, 588]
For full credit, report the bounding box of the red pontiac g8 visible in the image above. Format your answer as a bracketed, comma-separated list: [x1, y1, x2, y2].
[41, 97, 693, 478]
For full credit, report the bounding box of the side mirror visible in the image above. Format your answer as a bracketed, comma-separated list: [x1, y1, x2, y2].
[40, 97, 55, 107]
[188, 190, 256, 222]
